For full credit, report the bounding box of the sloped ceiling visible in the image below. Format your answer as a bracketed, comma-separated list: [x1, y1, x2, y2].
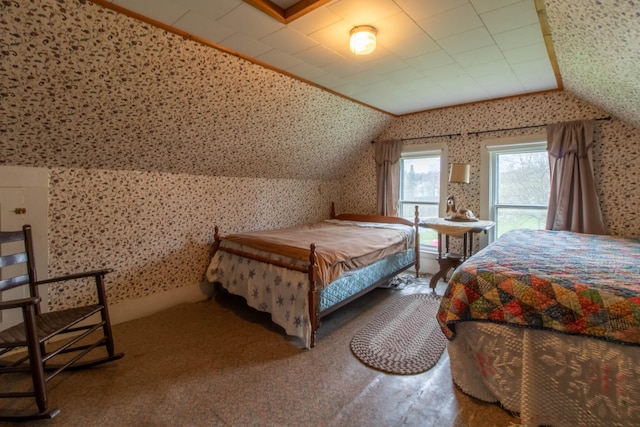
[0, 0, 392, 181]
[545, 0, 640, 130]
[93, 0, 639, 128]
[98, 0, 560, 115]
[2, 0, 639, 183]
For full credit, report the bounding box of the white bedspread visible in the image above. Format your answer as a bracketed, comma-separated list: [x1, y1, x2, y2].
[449, 322, 640, 426]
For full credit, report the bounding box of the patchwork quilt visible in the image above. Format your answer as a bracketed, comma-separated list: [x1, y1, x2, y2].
[438, 229, 640, 346]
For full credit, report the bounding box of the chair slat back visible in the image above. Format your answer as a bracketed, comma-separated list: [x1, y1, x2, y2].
[0, 227, 38, 298]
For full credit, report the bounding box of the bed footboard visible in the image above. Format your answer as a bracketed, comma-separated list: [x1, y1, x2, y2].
[209, 205, 420, 348]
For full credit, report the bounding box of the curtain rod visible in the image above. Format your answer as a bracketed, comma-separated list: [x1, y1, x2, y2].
[371, 116, 612, 144]
[370, 132, 461, 143]
[468, 116, 612, 136]
[401, 132, 462, 141]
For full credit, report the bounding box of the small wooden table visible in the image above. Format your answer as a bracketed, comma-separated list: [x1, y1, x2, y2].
[419, 217, 495, 290]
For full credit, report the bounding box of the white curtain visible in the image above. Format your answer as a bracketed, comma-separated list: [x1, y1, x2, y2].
[546, 120, 606, 234]
[375, 140, 402, 216]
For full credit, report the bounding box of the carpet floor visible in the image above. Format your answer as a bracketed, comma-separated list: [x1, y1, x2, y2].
[0, 276, 518, 426]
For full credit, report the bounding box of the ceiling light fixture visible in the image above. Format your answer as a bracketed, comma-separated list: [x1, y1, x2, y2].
[350, 25, 377, 55]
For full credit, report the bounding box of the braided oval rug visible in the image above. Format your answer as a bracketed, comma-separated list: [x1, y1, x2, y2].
[350, 293, 447, 375]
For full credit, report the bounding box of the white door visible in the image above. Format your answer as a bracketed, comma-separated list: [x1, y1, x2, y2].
[0, 166, 48, 330]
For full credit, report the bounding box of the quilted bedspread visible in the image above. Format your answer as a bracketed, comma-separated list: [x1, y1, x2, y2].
[438, 229, 640, 346]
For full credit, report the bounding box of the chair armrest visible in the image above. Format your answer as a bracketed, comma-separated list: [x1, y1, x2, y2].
[0, 296, 41, 310]
[34, 268, 113, 286]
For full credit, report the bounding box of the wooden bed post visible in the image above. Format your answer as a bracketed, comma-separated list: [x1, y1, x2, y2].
[414, 205, 420, 278]
[210, 226, 221, 258]
[330, 202, 336, 219]
[308, 243, 320, 348]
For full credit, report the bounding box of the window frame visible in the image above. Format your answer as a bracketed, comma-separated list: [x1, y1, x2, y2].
[480, 134, 548, 244]
[399, 142, 448, 251]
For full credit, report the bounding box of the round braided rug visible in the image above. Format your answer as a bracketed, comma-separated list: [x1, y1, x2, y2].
[350, 293, 447, 375]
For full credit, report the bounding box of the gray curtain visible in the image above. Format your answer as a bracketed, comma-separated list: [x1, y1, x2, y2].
[546, 120, 606, 234]
[375, 139, 403, 216]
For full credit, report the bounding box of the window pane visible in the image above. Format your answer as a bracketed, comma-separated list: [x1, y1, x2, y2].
[495, 207, 548, 238]
[399, 202, 438, 220]
[497, 152, 549, 205]
[401, 157, 440, 203]
[399, 203, 439, 249]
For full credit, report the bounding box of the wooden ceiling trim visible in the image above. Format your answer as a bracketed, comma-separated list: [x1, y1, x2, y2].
[535, 0, 564, 91]
[243, 0, 331, 24]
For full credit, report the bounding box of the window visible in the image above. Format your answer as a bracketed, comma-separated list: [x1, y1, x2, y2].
[399, 143, 447, 250]
[481, 136, 549, 243]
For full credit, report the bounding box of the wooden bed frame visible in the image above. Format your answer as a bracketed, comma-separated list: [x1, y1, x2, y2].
[210, 205, 420, 347]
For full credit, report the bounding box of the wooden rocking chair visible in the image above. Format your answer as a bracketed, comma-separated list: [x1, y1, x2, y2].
[0, 225, 123, 420]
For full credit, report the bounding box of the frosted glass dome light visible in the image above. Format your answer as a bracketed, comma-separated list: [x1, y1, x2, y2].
[350, 26, 377, 55]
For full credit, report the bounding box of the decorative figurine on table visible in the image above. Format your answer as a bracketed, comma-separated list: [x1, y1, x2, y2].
[445, 195, 479, 222]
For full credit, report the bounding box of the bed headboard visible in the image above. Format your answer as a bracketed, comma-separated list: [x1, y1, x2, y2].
[333, 213, 415, 227]
[330, 202, 418, 228]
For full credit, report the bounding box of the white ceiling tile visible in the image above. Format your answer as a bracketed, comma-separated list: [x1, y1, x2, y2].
[174, 0, 241, 20]
[350, 80, 394, 97]
[287, 7, 343, 35]
[375, 13, 440, 59]
[454, 44, 504, 67]
[503, 42, 549, 65]
[256, 49, 303, 71]
[219, 32, 273, 58]
[512, 59, 558, 91]
[484, 84, 527, 98]
[384, 67, 426, 83]
[474, 72, 523, 89]
[307, 19, 354, 56]
[512, 57, 555, 76]
[469, 0, 520, 14]
[172, 11, 234, 43]
[286, 63, 327, 80]
[365, 55, 411, 74]
[438, 74, 484, 91]
[332, 82, 361, 97]
[322, 60, 370, 78]
[519, 73, 558, 92]
[260, 27, 319, 55]
[480, 0, 539, 35]
[406, 50, 456, 71]
[465, 59, 512, 78]
[216, 3, 284, 39]
[493, 24, 544, 51]
[395, 0, 469, 21]
[313, 73, 349, 89]
[328, 0, 404, 25]
[438, 27, 494, 55]
[114, 0, 188, 25]
[385, 32, 441, 59]
[295, 45, 344, 68]
[342, 70, 386, 87]
[418, 4, 484, 40]
[424, 63, 467, 82]
[398, 76, 443, 92]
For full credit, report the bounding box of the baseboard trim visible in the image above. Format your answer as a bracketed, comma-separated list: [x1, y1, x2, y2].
[109, 282, 212, 325]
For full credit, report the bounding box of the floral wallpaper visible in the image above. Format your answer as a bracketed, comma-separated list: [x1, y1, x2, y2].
[2, 0, 639, 312]
[0, 0, 384, 309]
[46, 168, 338, 310]
[343, 90, 640, 241]
[545, 0, 640, 130]
[0, 0, 391, 181]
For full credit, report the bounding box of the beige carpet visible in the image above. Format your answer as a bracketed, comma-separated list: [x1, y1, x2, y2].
[0, 284, 518, 426]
